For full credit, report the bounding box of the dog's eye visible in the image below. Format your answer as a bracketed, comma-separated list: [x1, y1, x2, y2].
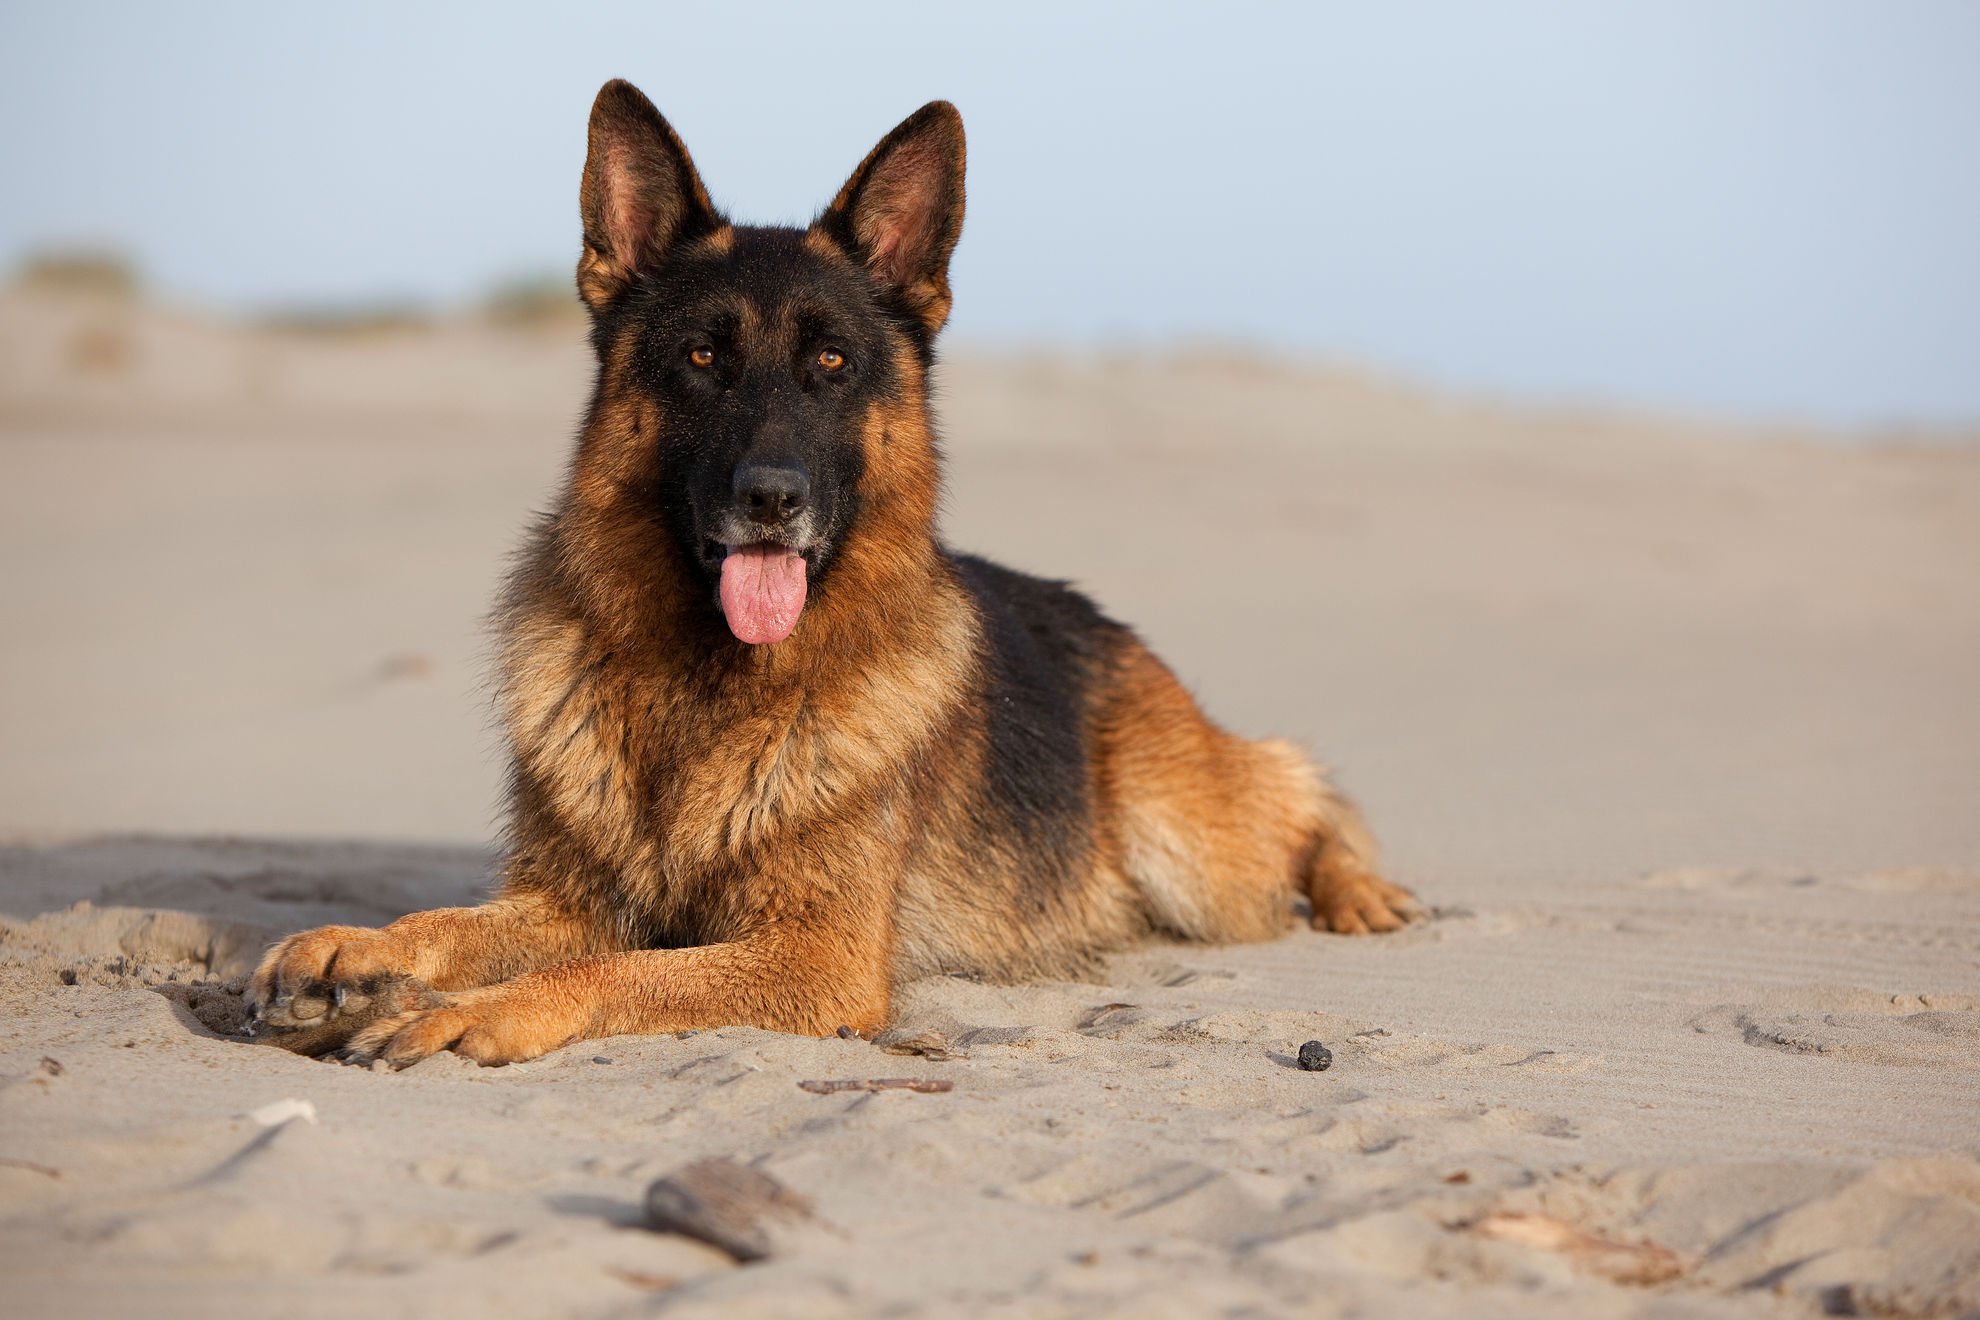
[690, 347, 715, 367]
[818, 348, 846, 371]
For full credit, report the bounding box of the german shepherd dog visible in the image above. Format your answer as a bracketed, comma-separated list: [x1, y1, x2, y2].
[248, 80, 1421, 1066]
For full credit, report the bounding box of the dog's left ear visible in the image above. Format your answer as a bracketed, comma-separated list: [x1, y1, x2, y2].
[815, 102, 966, 336]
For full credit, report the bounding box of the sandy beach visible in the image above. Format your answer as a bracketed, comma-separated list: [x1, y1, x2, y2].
[2, 283, 1977, 1317]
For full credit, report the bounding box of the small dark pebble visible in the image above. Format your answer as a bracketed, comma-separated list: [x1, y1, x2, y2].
[1296, 1040, 1333, 1072]
[593, 1056, 613, 1064]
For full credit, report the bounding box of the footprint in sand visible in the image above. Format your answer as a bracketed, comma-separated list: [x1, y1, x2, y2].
[1688, 985, 1980, 1067]
[1353, 1033, 1603, 1076]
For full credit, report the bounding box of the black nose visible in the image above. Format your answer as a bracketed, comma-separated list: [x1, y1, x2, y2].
[733, 462, 810, 526]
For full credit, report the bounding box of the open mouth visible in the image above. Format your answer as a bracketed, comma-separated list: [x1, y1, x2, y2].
[699, 538, 817, 568]
[708, 540, 811, 645]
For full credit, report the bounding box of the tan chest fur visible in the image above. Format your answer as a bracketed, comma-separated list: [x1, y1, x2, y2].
[497, 588, 978, 917]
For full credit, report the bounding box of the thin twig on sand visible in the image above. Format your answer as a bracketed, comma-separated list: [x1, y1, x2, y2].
[797, 1077, 953, 1095]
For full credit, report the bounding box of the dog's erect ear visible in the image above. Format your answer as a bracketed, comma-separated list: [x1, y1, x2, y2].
[577, 79, 721, 311]
[815, 102, 966, 336]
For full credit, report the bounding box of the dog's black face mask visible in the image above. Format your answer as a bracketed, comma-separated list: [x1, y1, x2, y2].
[574, 81, 965, 645]
[620, 233, 898, 643]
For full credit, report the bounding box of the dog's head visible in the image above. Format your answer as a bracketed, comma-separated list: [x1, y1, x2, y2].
[569, 79, 964, 647]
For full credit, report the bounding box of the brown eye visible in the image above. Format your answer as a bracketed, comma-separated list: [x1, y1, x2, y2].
[818, 348, 845, 371]
[690, 347, 714, 367]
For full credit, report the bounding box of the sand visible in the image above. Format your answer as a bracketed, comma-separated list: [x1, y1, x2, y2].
[2, 284, 1978, 1317]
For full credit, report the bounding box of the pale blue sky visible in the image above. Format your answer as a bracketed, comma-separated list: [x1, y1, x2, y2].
[2, 2, 1975, 427]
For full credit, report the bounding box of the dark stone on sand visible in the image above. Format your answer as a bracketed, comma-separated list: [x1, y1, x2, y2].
[1296, 1040, 1333, 1071]
[643, 1157, 816, 1262]
[871, 1027, 962, 1060]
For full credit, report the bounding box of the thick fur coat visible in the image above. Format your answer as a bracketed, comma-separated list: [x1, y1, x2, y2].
[249, 80, 1420, 1066]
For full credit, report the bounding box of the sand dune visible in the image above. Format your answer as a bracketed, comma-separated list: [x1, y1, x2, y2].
[2, 287, 1977, 1316]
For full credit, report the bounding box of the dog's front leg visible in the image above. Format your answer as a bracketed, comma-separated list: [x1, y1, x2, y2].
[338, 915, 893, 1068]
[250, 889, 609, 1028]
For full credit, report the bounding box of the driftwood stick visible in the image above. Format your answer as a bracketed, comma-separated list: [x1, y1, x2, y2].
[797, 1077, 954, 1095]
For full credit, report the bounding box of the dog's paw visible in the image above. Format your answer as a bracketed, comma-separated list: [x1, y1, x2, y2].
[336, 986, 578, 1069]
[1311, 872, 1424, 935]
[249, 925, 410, 1028]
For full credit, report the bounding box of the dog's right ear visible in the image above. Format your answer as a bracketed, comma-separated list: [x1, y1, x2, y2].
[577, 79, 722, 311]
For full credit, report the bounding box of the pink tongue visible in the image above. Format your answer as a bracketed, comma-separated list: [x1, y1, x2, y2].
[719, 544, 808, 645]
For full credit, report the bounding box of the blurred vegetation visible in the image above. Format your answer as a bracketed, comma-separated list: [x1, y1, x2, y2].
[5, 250, 585, 335]
[256, 301, 432, 336]
[482, 272, 581, 327]
[12, 250, 141, 299]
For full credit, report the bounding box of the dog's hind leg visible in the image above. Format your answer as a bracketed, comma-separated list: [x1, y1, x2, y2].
[1296, 761, 1420, 933]
[1096, 640, 1419, 941]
